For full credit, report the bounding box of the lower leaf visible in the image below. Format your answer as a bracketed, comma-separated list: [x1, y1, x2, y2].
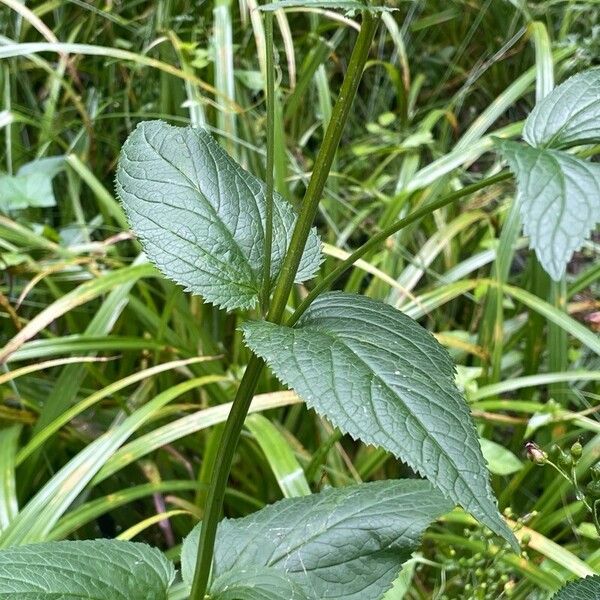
[0, 540, 175, 599]
[182, 479, 453, 600]
[210, 567, 309, 600]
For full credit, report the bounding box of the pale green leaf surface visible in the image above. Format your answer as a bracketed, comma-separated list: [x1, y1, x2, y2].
[497, 139, 600, 280]
[479, 439, 523, 476]
[552, 575, 600, 599]
[116, 121, 321, 311]
[0, 157, 64, 212]
[211, 567, 309, 600]
[524, 68, 600, 148]
[0, 173, 55, 211]
[182, 480, 452, 600]
[381, 561, 416, 600]
[0, 540, 174, 599]
[242, 292, 516, 550]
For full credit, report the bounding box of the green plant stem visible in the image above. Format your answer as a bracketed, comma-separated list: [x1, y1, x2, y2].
[266, 12, 379, 325]
[287, 170, 512, 326]
[188, 13, 379, 600]
[261, 12, 275, 312]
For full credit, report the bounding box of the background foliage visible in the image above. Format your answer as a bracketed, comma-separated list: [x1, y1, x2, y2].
[0, 1, 599, 598]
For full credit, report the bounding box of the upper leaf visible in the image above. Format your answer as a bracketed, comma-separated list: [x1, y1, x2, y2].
[116, 121, 321, 311]
[182, 479, 453, 600]
[496, 139, 600, 280]
[242, 292, 517, 550]
[211, 567, 309, 600]
[524, 68, 600, 148]
[552, 575, 600, 599]
[0, 539, 175, 599]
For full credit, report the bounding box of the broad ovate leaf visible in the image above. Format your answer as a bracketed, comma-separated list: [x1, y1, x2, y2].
[524, 68, 600, 148]
[552, 575, 600, 599]
[242, 292, 517, 550]
[497, 139, 600, 280]
[0, 539, 175, 599]
[211, 567, 309, 600]
[182, 480, 453, 600]
[116, 121, 321, 311]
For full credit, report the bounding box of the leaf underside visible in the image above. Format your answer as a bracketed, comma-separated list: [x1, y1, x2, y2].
[0, 539, 175, 600]
[182, 480, 454, 600]
[242, 292, 517, 550]
[497, 139, 600, 281]
[524, 68, 600, 148]
[116, 120, 321, 311]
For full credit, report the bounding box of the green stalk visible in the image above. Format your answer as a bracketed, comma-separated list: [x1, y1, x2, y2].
[265, 12, 378, 325]
[261, 12, 275, 311]
[287, 171, 512, 326]
[188, 13, 379, 600]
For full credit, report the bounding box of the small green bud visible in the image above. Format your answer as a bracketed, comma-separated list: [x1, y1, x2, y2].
[521, 532, 531, 546]
[586, 480, 600, 499]
[558, 452, 573, 468]
[571, 441, 583, 459]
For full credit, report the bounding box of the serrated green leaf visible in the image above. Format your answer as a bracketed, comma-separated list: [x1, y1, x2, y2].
[259, 0, 396, 12]
[182, 480, 453, 600]
[211, 567, 309, 600]
[552, 575, 600, 599]
[242, 292, 517, 550]
[524, 68, 600, 148]
[0, 540, 174, 599]
[496, 139, 600, 281]
[116, 121, 321, 311]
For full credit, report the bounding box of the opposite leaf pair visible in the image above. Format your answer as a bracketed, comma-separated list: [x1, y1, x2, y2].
[116, 120, 516, 549]
[0, 480, 451, 600]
